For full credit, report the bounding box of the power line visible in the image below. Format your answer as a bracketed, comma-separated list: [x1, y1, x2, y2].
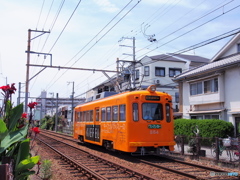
[64, 0, 134, 67]
[136, 3, 240, 60]
[48, 0, 82, 53]
[136, 28, 240, 79]
[45, 0, 142, 91]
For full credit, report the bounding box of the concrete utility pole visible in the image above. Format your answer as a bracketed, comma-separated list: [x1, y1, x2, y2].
[25, 29, 50, 113]
[55, 93, 58, 132]
[118, 37, 136, 89]
[67, 81, 74, 123]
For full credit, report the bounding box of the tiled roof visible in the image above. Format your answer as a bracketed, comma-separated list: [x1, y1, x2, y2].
[167, 53, 210, 63]
[174, 53, 240, 81]
[149, 54, 183, 62]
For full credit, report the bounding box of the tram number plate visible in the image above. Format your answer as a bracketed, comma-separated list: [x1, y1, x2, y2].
[148, 124, 161, 129]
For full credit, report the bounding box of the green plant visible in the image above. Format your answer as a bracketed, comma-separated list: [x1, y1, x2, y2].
[0, 83, 39, 180]
[40, 159, 52, 180]
[174, 118, 234, 146]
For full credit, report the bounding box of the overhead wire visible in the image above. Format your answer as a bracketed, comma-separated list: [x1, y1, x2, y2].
[135, 28, 240, 79]
[29, 0, 239, 97]
[136, 2, 240, 60]
[71, 1, 240, 95]
[48, 0, 82, 53]
[56, 0, 136, 95]
[29, 0, 65, 91]
[123, 0, 234, 61]
[45, 0, 142, 91]
[67, 1, 231, 95]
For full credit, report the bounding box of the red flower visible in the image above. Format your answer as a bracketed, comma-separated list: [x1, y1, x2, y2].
[32, 127, 40, 134]
[37, 161, 41, 165]
[21, 112, 27, 119]
[28, 102, 38, 109]
[9, 83, 16, 94]
[0, 85, 9, 91]
[0, 83, 16, 94]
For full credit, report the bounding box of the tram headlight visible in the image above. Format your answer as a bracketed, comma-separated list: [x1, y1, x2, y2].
[147, 85, 156, 93]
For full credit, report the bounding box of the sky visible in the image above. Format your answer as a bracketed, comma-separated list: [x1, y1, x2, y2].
[0, 0, 239, 105]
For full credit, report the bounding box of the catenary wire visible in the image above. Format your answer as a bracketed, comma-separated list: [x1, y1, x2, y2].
[136, 3, 240, 60]
[45, 0, 142, 91]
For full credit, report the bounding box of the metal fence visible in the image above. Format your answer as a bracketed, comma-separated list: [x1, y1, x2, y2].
[174, 135, 240, 162]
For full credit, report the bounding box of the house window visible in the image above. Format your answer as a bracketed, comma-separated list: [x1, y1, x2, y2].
[169, 68, 182, 77]
[191, 115, 203, 119]
[144, 66, 150, 76]
[155, 67, 165, 76]
[204, 78, 218, 93]
[190, 82, 203, 95]
[238, 44, 240, 53]
[191, 114, 219, 119]
[135, 69, 139, 80]
[190, 78, 218, 96]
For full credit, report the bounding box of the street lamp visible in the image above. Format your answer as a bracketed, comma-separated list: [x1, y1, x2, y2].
[67, 81, 74, 123]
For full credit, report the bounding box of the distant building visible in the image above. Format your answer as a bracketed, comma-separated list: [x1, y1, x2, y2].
[34, 91, 85, 123]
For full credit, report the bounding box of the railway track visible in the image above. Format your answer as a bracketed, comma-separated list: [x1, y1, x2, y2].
[39, 130, 239, 179]
[138, 157, 239, 179]
[37, 133, 159, 180]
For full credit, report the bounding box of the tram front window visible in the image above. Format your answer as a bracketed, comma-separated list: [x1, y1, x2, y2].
[142, 103, 163, 120]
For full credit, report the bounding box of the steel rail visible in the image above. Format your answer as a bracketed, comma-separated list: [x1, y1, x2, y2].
[38, 134, 159, 180]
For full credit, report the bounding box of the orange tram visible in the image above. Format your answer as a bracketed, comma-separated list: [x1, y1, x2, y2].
[73, 85, 175, 155]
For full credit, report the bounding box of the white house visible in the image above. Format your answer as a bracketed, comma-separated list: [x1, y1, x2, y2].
[173, 33, 240, 135]
[134, 54, 209, 113]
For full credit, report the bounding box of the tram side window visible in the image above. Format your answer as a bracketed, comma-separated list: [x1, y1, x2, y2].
[83, 111, 86, 122]
[79, 112, 82, 122]
[78, 112, 81, 122]
[133, 103, 139, 122]
[119, 104, 126, 121]
[166, 103, 171, 122]
[106, 107, 111, 121]
[101, 107, 106, 121]
[112, 106, 118, 121]
[95, 109, 99, 121]
[86, 111, 90, 122]
[76, 112, 79, 122]
[90, 110, 93, 122]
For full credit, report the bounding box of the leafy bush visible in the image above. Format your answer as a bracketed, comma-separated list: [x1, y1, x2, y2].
[174, 119, 234, 138]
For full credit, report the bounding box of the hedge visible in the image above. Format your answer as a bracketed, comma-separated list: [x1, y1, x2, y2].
[174, 119, 234, 139]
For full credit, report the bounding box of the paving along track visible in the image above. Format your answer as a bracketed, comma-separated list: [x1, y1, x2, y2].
[39, 130, 239, 179]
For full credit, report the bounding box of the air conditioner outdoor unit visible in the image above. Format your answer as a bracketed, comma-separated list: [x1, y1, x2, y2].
[155, 80, 160, 84]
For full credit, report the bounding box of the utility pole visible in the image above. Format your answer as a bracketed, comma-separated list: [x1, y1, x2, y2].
[67, 81, 74, 123]
[118, 37, 136, 89]
[17, 82, 21, 105]
[55, 93, 58, 132]
[25, 29, 50, 113]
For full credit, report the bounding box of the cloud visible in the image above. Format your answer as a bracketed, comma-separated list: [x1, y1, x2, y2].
[93, 0, 119, 13]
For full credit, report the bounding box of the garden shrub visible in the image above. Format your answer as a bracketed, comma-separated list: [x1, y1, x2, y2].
[174, 119, 234, 146]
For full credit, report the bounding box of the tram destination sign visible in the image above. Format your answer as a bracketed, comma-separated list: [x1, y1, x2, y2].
[148, 124, 161, 129]
[145, 95, 160, 101]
